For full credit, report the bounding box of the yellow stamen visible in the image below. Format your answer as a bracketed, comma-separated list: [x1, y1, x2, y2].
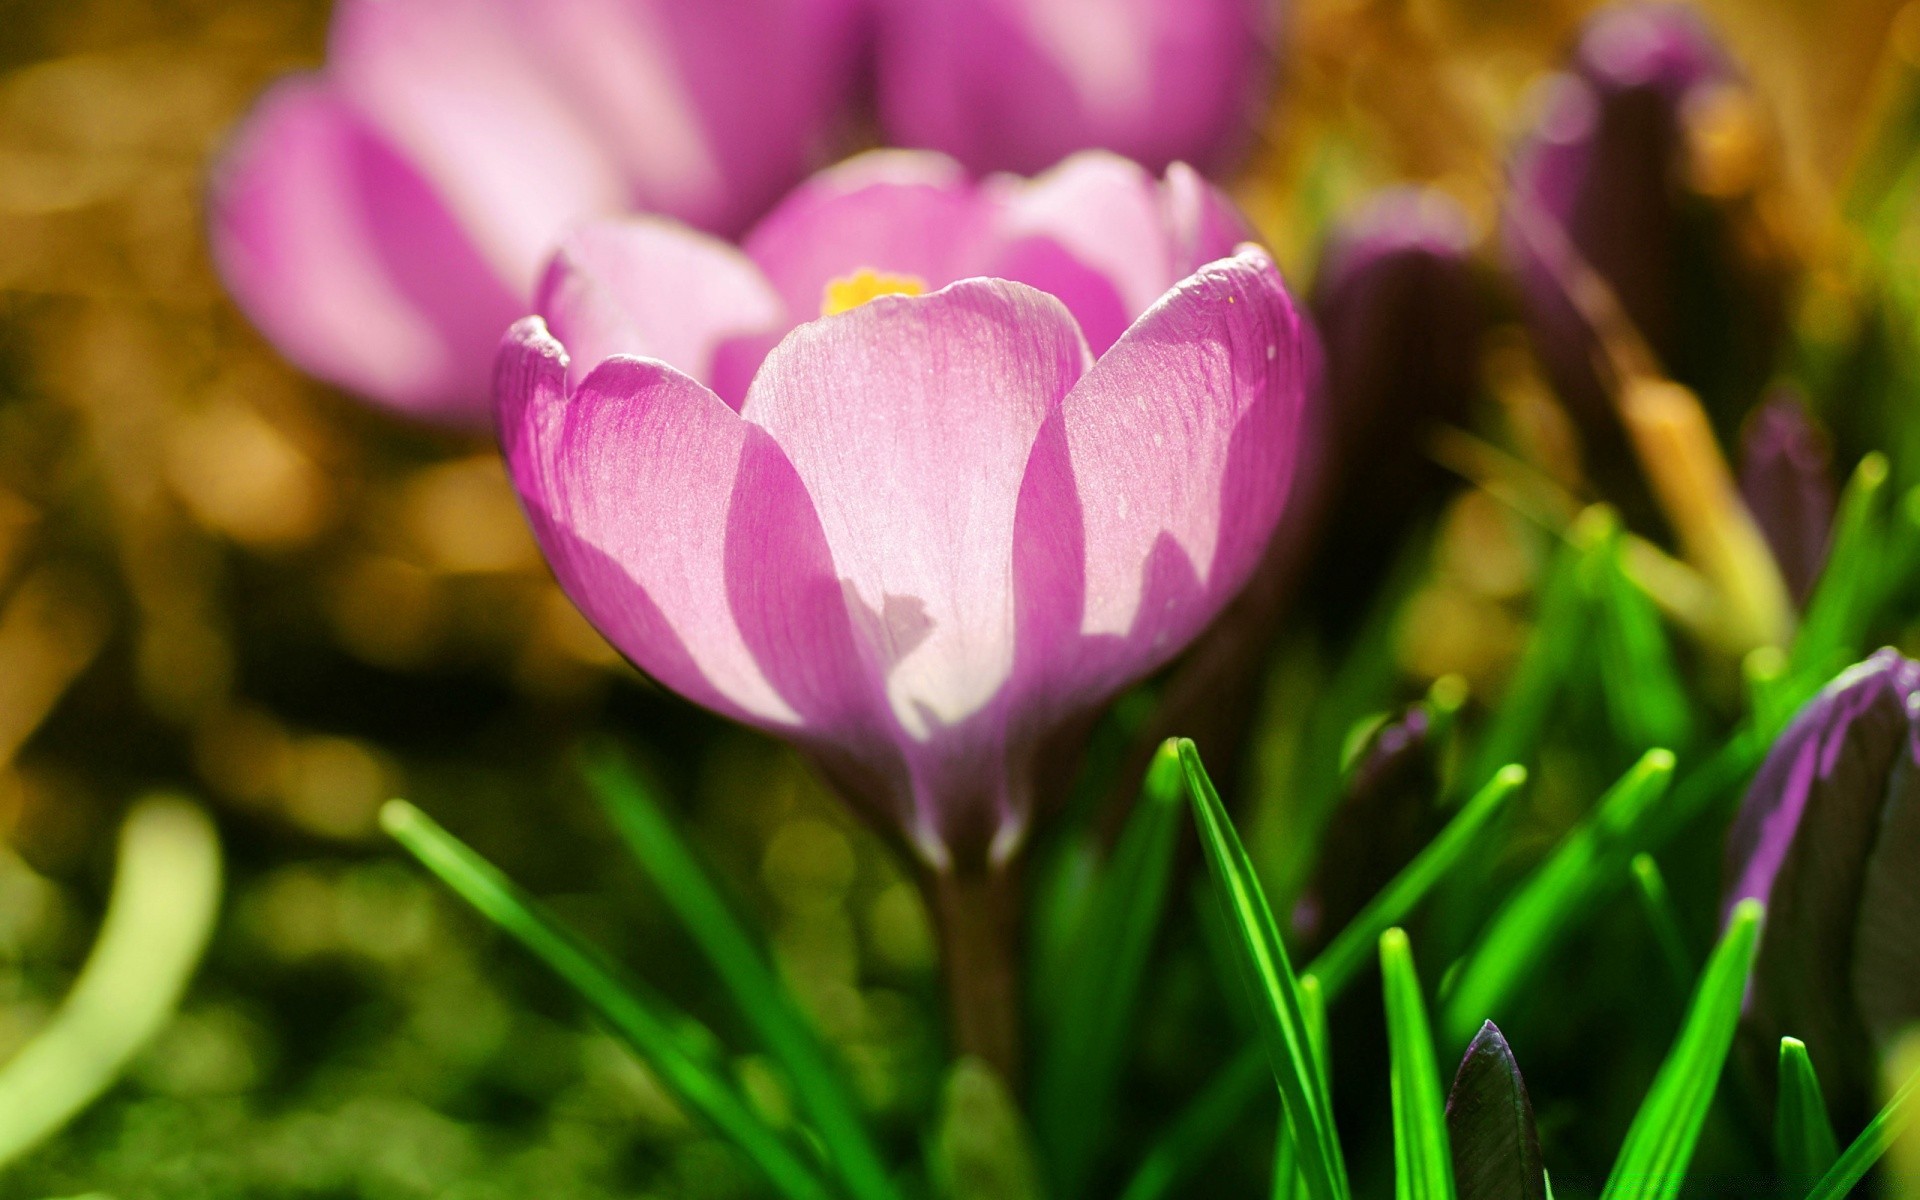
[820, 268, 927, 316]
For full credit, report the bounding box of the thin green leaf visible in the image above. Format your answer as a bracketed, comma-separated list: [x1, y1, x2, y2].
[1310, 766, 1527, 999]
[1273, 978, 1329, 1200]
[1628, 854, 1694, 996]
[579, 746, 895, 1200]
[380, 801, 834, 1200]
[1180, 739, 1351, 1200]
[1580, 510, 1692, 751]
[1442, 750, 1676, 1046]
[1121, 764, 1525, 1200]
[1382, 929, 1457, 1200]
[1465, 533, 1589, 793]
[1803, 1059, 1919, 1200]
[1036, 741, 1187, 1200]
[1793, 452, 1890, 681]
[1599, 899, 1764, 1200]
[1775, 1037, 1840, 1186]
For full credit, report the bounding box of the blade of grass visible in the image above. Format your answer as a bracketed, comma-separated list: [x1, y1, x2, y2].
[1803, 1058, 1919, 1200]
[1181, 738, 1351, 1200]
[579, 746, 895, 1200]
[1464, 532, 1589, 795]
[1582, 511, 1692, 751]
[1775, 1037, 1840, 1186]
[1119, 764, 1525, 1200]
[1598, 899, 1764, 1200]
[1272, 979, 1331, 1200]
[381, 800, 834, 1200]
[1036, 741, 1188, 1200]
[1793, 452, 1890, 681]
[1382, 929, 1457, 1200]
[1441, 750, 1676, 1045]
[1309, 766, 1527, 999]
[1628, 854, 1693, 996]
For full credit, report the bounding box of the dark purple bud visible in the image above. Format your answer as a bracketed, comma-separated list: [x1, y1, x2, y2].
[1724, 649, 1920, 1116]
[1295, 701, 1444, 946]
[1307, 188, 1482, 622]
[1446, 1022, 1547, 1200]
[1738, 392, 1836, 605]
[1505, 4, 1789, 500]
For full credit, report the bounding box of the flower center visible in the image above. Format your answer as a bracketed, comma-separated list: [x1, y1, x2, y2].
[820, 268, 927, 316]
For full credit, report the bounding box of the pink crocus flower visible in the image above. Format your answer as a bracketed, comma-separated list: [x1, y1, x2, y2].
[873, 0, 1275, 176]
[534, 148, 1252, 400]
[495, 152, 1308, 1070]
[208, 0, 858, 425]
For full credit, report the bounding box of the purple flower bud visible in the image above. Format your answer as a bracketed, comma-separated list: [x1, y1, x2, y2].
[1724, 649, 1920, 1113]
[1505, 4, 1788, 495]
[1307, 188, 1482, 618]
[1738, 392, 1836, 605]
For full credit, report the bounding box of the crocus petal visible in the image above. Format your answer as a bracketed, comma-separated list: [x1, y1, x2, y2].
[742, 151, 996, 322]
[1853, 731, 1920, 1045]
[1025, 246, 1303, 702]
[497, 318, 814, 728]
[743, 279, 1093, 742]
[875, 0, 1272, 176]
[208, 77, 520, 423]
[987, 152, 1248, 336]
[328, 0, 630, 291]
[1738, 393, 1835, 606]
[536, 216, 784, 394]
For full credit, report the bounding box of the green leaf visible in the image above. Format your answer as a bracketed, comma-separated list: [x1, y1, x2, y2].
[1035, 740, 1187, 1199]
[1599, 899, 1764, 1200]
[1579, 510, 1692, 751]
[1465, 533, 1589, 793]
[1775, 1037, 1840, 1186]
[1119, 764, 1525, 1200]
[1381, 929, 1457, 1200]
[579, 746, 896, 1200]
[1793, 452, 1890, 681]
[1442, 750, 1676, 1045]
[1446, 1022, 1547, 1200]
[1180, 738, 1351, 1200]
[1628, 854, 1694, 996]
[1803, 1058, 1919, 1200]
[380, 801, 835, 1200]
[1272, 978, 1329, 1200]
[1309, 765, 1527, 1000]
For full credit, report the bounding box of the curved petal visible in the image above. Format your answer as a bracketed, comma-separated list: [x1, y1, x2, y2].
[536, 216, 784, 394]
[742, 279, 1092, 742]
[1020, 246, 1305, 704]
[875, 0, 1272, 176]
[329, 0, 629, 293]
[496, 318, 814, 727]
[208, 76, 518, 424]
[741, 150, 995, 322]
[984, 150, 1249, 351]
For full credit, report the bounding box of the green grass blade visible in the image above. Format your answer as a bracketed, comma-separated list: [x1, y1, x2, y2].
[1382, 929, 1457, 1200]
[1582, 511, 1692, 751]
[1036, 741, 1187, 1199]
[1803, 1059, 1919, 1200]
[1599, 899, 1764, 1200]
[579, 746, 896, 1200]
[1273, 978, 1330, 1200]
[1465, 534, 1589, 793]
[380, 800, 834, 1200]
[1442, 750, 1676, 1046]
[1628, 854, 1694, 995]
[1310, 765, 1527, 999]
[1180, 738, 1351, 1200]
[1120, 765, 1524, 1200]
[1775, 1037, 1840, 1185]
[1793, 452, 1889, 680]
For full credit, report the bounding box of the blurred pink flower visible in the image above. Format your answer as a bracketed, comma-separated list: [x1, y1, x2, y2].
[535, 148, 1250, 403]
[209, 0, 858, 425]
[497, 224, 1306, 868]
[873, 0, 1274, 176]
